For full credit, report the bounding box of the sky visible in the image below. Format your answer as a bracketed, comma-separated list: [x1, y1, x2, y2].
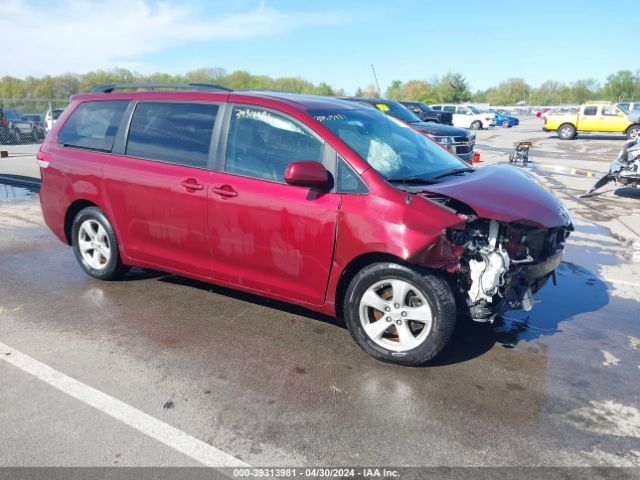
[1, 0, 638, 94]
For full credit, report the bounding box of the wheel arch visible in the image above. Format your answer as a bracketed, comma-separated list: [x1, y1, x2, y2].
[334, 252, 419, 320]
[64, 199, 99, 244]
[625, 123, 640, 135]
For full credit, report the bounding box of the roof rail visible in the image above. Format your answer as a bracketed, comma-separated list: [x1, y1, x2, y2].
[90, 82, 233, 93]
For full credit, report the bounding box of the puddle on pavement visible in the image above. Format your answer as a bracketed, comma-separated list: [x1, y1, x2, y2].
[0, 183, 36, 201]
[493, 221, 637, 347]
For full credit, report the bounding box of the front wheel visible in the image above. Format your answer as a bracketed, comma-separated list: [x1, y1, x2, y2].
[627, 124, 640, 140]
[343, 263, 457, 366]
[71, 207, 129, 280]
[501, 120, 510, 128]
[470, 120, 482, 130]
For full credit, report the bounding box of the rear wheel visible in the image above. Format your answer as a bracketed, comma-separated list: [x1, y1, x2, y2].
[71, 207, 129, 280]
[12, 129, 21, 145]
[627, 124, 640, 140]
[343, 262, 456, 366]
[470, 120, 482, 130]
[558, 123, 577, 140]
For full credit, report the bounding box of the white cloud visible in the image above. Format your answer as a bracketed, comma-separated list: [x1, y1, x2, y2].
[0, 0, 346, 76]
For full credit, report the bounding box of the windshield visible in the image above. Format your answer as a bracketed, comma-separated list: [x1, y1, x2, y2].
[469, 106, 481, 114]
[311, 108, 467, 181]
[374, 101, 420, 124]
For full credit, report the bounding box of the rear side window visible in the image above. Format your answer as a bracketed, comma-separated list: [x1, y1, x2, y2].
[583, 106, 597, 115]
[58, 101, 128, 152]
[225, 106, 323, 182]
[126, 102, 219, 169]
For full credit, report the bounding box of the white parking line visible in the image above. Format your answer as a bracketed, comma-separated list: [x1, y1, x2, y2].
[0, 341, 249, 468]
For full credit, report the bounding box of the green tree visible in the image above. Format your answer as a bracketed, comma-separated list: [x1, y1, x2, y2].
[401, 80, 434, 103]
[436, 73, 471, 102]
[385, 80, 403, 99]
[185, 67, 227, 84]
[569, 79, 599, 104]
[602, 70, 639, 102]
[361, 84, 380, 98]
[531, 80, 564, 105]
[491, 78, 530, 105]
[315, 82, 335, 96]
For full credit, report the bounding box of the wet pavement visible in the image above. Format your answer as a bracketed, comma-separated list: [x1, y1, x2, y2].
[1, 122, 640, 467]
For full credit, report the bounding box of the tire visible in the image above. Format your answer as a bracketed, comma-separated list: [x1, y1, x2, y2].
[557, 123, 576, 140]
[501, 120, 510, 128]
[470, 120, 482, 130]
[12, 128, 21, 145]
[71, 206, 129, 280]
[343, 262, 457, 366]
[626, 124, 640, 140]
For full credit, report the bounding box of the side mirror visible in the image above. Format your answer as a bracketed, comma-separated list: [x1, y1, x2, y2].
[284, 161, 329, 189]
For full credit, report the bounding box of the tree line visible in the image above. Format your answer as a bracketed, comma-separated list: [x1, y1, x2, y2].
[0, 67, 343, 112]
[1, 67, 638, 112]
[385, 70, 640, 106]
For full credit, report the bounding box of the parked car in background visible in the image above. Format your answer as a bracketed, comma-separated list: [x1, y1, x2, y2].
[535, 108, 550, 118]
[0, 107, 37, 144]
[544, 102, 640, 140]
[45, 108, 65, 133]
[399, 101, 453, 125]
[38, 82, 572, 366]
[617, 102, 640, 122]
[340, 97, 476, 163]
[430, 104, 496, 130]
[23, 114, 46, 140]
[490, 110, 519, 128]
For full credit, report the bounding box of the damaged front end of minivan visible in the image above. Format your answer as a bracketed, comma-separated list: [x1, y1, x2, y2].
[444, 217, 571, 322]
[415, 165, 574, 322]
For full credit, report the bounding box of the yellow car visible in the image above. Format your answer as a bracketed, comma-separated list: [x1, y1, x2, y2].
[543, 102, 640, 140]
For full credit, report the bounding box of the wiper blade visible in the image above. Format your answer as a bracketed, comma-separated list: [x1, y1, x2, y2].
[432, 168, 474, 180]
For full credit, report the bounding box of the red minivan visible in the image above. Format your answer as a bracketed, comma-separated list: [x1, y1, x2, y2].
[38, 83, 573, 365]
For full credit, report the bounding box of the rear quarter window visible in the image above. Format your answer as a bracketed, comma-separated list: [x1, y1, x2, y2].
[58, 101, 128, 152]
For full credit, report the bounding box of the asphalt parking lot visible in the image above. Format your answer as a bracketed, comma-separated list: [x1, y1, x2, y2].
[1, 118, 639, 468]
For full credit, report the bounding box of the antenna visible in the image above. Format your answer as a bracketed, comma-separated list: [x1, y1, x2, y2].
[371, 64, 382, 98]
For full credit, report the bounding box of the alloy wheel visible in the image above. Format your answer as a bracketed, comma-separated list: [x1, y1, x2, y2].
[77, 219, 111, 270]
[359, 279, 433, 352]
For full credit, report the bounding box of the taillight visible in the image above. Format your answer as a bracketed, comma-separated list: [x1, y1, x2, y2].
[544, 117, 547, 125]
[1, 116, 6, 125]
[37, 151, 52, 169]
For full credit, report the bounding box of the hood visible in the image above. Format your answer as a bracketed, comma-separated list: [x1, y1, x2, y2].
[419, 165, 572, 228]
[410, 121, 471, 137]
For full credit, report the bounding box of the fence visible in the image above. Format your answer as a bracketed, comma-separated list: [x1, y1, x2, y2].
[1, 98, 69, 146]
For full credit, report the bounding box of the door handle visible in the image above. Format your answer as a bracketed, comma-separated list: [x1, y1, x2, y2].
[212, 185, 238, 197]
[180, 179, 204, 191]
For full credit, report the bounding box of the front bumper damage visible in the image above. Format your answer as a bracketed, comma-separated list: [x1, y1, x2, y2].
[446, 218, 570, 323]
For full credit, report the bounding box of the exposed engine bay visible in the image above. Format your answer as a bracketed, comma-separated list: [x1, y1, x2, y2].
[446, 217, 571, 322]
